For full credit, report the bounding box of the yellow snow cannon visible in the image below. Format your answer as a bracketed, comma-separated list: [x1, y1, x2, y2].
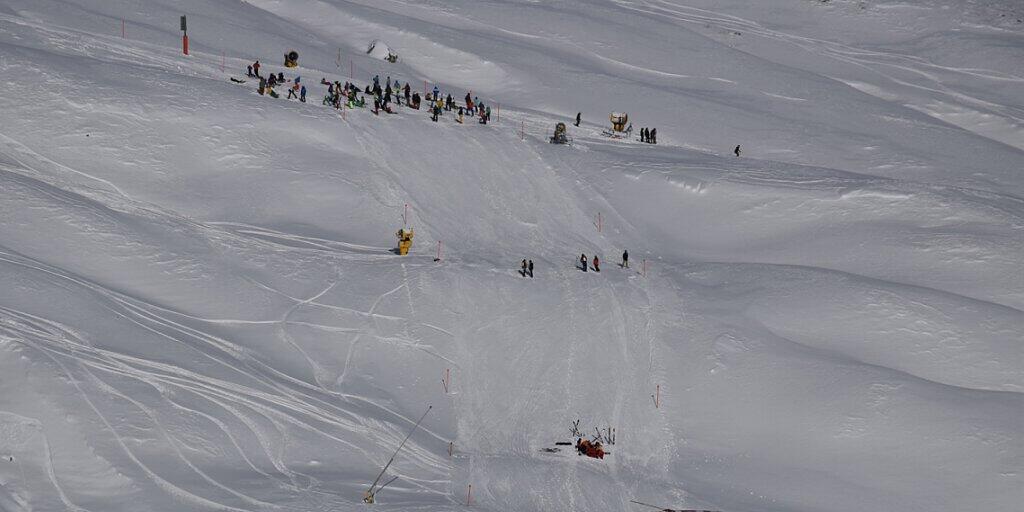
[396, 228, 414, 255]
[284, 50, 299, 68]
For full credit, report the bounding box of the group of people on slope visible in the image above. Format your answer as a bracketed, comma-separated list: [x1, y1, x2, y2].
[431, 90, 491, 124]
[639, 127, 657, 144]
[520, 259, 534, 278]
[578, 249, 628, 273]
[518, 250, 629, 278]
[251, 60, 307, 102]
[248, 59, 498, 127]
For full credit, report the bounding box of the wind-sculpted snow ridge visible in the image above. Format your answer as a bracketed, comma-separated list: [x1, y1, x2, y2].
[1, 1, 1021, 512]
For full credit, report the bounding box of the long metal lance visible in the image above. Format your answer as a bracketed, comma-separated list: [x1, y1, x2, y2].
[367, 405, 432, 496]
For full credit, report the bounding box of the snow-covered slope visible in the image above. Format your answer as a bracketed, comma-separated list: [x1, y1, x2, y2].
[0, 1, 1021, 512]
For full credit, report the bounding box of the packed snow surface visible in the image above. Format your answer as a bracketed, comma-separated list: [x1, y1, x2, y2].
[0, 1, 1021, 511]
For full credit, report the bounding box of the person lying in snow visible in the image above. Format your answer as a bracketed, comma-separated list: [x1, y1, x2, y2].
[576, 438, 604, 459]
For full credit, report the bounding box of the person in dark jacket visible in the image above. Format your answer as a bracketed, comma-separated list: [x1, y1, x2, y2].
[593, 255, 600, 272]
[734, 145, 741, 157]
[640, 127, 647, 143]
[521, 259, 528, 277]
[300, 85, 306, 102]
[404, 83, 411, 105]
[580, 254, 588, 272]
[575, 112, 581, 127]
[650, 128, 657, 144]
[622, 249, 629, 268]
[528, 259, 534, 278]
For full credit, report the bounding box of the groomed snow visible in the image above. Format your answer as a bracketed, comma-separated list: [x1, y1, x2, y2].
[0, 1, 1021, 512]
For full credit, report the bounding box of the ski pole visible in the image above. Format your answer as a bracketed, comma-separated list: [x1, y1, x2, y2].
[367, 405, 432, 496]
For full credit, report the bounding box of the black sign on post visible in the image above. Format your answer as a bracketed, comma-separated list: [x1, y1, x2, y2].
[180, 15, 187, 33]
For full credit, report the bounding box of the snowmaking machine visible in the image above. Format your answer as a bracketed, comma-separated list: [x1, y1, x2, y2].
[283, 50, 299, 68]
[602, 112, 631, 138]
[550, 122, 571, 145]
[396, 228, 413, 255]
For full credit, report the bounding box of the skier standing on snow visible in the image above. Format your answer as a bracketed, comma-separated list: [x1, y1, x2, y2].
[404, 83, 411, 105]
[734, 145, 741, 157]
[622, 250, 629, 268]
[575, 112, 581, 127]
[640, 127, 647, 143]
[247, 65, 254, 77]
[486, 105, 492, 122]
[580, 254, 588, 272]
[432, 85, 440, 102]
[528, 259, 534, 278]
[465, 92, 473, 112]
[253, 60, 261, 78]
[650, 128, 657, 144]
[521, 259, 528, 277]
[258, 76, 266, 95]
[593, 255, 600, 272]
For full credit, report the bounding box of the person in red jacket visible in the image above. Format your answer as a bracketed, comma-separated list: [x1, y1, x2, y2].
[592, 254, 600, 272]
